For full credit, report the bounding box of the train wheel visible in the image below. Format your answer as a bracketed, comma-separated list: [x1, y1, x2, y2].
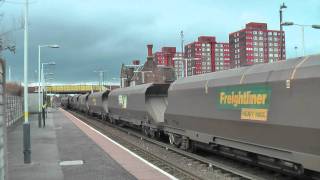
[168, 133, 180, 148]
[142, 126, 150, 137]
[149, 130, 156, 139]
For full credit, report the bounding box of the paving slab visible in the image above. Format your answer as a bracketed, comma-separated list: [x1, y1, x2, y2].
[7, 108, 136, 180]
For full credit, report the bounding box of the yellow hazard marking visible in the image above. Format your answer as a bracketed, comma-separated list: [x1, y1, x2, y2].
[290, 56, 309, 80]
[241, 108, 268, 121]
[24, 112, 29, 119]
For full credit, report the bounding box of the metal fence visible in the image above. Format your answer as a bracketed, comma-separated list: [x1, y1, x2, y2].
[0, 60, 5, 180]
[6, 95, 23, 127]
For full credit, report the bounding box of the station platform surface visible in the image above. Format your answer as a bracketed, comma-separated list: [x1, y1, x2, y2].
[7, 108, 173, 180]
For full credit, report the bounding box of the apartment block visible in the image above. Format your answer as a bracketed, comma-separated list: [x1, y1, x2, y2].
[229, 22, 286, 68]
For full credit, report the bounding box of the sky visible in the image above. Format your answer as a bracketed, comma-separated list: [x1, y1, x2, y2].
[1, 0, 319, 84]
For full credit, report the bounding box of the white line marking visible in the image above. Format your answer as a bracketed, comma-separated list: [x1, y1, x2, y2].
[59, 160, 84, 166]
[61, 109, 178, 180]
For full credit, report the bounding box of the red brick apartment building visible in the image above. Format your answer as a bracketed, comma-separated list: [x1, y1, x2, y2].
[154, 47, 176, 67]
[184, 36, 230, 76]
[229, 22, 286, 68]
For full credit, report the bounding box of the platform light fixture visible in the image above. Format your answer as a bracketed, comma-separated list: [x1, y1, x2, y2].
[38, 44, 59, 128]
[282, 22, 320, 56]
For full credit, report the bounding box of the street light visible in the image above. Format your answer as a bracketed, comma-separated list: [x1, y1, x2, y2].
[41, 62, 55, 111]
[23, 0, 31, 164]
[38, 44, 59, 127]
[312, 25, 320, 29]
[94, 70, 106, 92]
[108, 77, 119, 90]
[294, 46, 298, 57]
[281, 22, 294, 26]
[281, 22, 320, 56]
[44, 77, 54, 95]
[279, 2, 287, 60]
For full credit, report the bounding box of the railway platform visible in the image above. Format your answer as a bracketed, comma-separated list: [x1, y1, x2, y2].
[7, 108, 173, 180]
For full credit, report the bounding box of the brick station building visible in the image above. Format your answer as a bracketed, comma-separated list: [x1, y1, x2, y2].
[120, 45, 175, 87]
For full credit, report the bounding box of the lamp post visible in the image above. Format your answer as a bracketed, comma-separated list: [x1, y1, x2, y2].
[41, 62, 55, 109]
[8, 66, 11, 82]
[23, 0, 31, 164]
[94, 70, 106, 92]
[109, 77, 118, 90]
[281, 22, 320, 56]
[180, 31, 187, 77]
[38, 44, 59, 127]
[44, 77, 54, 96]
[279, 3, 287, 60]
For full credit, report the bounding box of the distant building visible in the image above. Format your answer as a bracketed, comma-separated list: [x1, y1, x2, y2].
[120, 60, 140, 88]
[173, 52, 184, 79]
[214, 42, 230, 71]
[154, 47, 185, 79]
[185, 36, 230, 76]
[229, 22, 286, 68]
[154, 47, 176, 67]
[120, 45, 175, 87]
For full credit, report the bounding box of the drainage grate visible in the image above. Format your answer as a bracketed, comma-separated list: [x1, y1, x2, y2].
[59, 160, 84, 166]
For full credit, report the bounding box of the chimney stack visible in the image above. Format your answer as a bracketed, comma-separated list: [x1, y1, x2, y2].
[147, 44, 153, 57]
[132, 60, 140, 65]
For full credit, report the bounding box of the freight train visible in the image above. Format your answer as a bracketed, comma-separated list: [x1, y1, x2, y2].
[61, 54, 320, 177]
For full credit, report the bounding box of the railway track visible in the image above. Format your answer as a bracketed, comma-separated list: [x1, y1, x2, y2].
[67, 110, 291, 180]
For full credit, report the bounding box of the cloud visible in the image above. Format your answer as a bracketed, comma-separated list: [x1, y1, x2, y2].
[2, 0, 320, 83]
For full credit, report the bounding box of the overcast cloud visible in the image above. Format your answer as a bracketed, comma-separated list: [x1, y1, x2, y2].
[1, 0, 320, 84]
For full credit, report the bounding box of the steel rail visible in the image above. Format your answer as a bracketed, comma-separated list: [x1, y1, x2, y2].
[67, 110, 265, 180]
